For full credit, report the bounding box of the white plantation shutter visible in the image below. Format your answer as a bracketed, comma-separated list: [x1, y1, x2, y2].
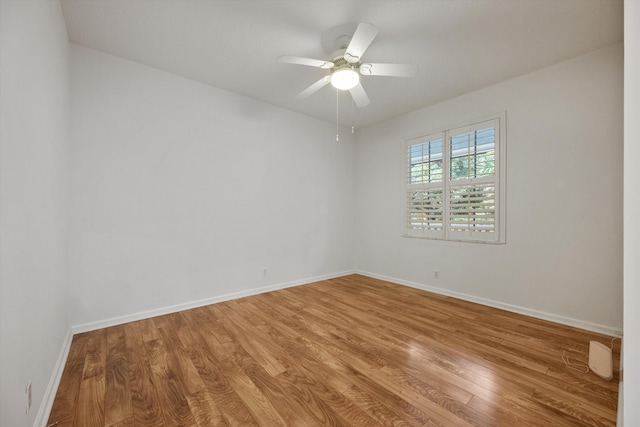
[404, 116, 504, 243]
[406, 134, 445, 238]
[406, 189, 444, 234]
[448, 183, 496, 240]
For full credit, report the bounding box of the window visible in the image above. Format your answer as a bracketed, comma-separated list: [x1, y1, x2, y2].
[405, 115, 505, 243]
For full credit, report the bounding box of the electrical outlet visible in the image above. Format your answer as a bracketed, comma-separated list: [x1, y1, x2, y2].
[263, 268, 268, 277]
[434, 270, 440, 279]
[25, 381, 32, 414]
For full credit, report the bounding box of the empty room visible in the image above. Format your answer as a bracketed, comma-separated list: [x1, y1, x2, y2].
[1, 0, 639, 426]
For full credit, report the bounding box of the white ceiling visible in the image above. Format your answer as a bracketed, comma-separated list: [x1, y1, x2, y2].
[60, 0, 623, 129]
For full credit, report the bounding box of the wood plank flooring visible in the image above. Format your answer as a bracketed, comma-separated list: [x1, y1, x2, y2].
[48, 274, 620, 426]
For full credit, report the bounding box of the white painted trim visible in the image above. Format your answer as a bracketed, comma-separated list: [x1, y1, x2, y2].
[618, 336, 623, 426]
[618, 380, 623, 427]
[357, 270, 623, 337]
[71, 270, 356, 334]
[34, 329, 73, 427]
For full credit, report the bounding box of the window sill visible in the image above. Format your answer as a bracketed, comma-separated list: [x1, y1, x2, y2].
[401, 234, 505, 244]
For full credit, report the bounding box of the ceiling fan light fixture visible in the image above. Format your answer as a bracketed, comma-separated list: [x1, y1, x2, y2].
[330, 68, 359, 90]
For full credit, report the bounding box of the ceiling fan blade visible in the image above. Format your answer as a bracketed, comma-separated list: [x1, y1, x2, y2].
[349, 82, 370, 108]
[359, 63, 418, 77]
[344, 23, 379, 63]
[278, 56, 334, 69]
[296, 76, 331, 99]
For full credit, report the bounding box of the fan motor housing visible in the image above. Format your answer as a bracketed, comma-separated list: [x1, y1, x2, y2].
[330, 50, 360, 73]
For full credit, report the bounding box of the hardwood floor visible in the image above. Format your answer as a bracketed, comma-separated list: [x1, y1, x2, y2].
[48, 274, 620, 426]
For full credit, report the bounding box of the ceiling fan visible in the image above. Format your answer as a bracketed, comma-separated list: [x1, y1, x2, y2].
[278, 23, 418, 108]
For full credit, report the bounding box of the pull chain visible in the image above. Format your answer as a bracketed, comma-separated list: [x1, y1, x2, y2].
[336, 89, 340, 142]
[351, 97, 355, 134]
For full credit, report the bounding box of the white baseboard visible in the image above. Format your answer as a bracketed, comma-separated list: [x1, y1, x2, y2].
[71, 270, 356, 334]
[357, 270, 623, 337]
[34, 329, 73, 427]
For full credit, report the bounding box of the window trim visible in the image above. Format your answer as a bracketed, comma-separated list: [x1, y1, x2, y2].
[403, 113, 506, 244]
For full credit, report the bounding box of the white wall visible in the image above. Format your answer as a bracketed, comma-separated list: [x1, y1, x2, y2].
[624, 2, 640, 425]
[0, 3, 627, 424]
[355, 44, 623, 333]
[68, 45, 355, 328]
[0, 1, 71, 426]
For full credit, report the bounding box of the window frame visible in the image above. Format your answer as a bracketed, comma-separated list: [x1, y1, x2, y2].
[403, 113, 506, 244]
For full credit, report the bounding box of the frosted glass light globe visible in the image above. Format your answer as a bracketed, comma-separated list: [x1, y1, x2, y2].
[330, 68, 359, 90]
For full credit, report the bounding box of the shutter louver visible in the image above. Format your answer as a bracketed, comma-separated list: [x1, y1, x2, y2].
[449, 184, 496, 235]
[407, 189, 444, 232]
